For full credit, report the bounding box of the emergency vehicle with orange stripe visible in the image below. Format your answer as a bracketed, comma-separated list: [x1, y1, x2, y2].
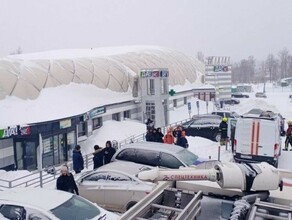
[233, 111, 282, 167]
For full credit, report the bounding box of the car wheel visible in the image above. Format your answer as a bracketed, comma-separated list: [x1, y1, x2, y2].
[214, 133, 221, 142]
[126, 201, 137, 210]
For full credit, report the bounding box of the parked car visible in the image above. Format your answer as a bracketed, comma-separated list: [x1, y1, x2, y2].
[111, 142, 210, 168]
[76, 161, 157, 212]
[0, 188, 118, 220]
[222, 98, 240, 105]
[255, 92, 267, 98]
[231, 92, 249, 98]
[211, 110, 240, 119]
[181, 115, 222, 142]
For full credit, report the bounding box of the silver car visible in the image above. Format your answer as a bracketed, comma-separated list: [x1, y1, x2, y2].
[111, 142, 214, 168]
[0, 188, 118, 220]
[76, 161, 157, 212]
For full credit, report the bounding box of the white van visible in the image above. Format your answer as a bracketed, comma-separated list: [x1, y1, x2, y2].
[233, 114, 281, 167]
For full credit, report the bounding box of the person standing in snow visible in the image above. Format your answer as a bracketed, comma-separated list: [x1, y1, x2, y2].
[176, 131, 188, 148]
[219, 117, 228, 146]
[93, 145, 104, 169]
[102, 141, 116, 164]
[155, 127, 164, 143]
[56, 165, 79, 195]
[284, 121, 292, 151]
[164, 127, 175, 144]
[72, 145, 84, 174]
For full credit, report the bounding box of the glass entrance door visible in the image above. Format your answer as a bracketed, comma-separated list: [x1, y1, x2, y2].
[24, 141, 37, 170]
[15, 141, 37, 171]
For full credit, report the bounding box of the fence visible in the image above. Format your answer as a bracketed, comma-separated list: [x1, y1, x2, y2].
[0, 154, 94, 190]
[0, 117, 210, 190]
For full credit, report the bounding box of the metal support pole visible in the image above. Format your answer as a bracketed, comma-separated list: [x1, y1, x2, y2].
[218, 146, 221, 161]
[39, 170, 43, 188]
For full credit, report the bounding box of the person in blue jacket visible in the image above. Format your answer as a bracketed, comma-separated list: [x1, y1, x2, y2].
[72, 145, 84, 174]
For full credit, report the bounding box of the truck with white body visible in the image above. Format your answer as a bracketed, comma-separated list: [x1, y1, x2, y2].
[233, 112, 282, 167]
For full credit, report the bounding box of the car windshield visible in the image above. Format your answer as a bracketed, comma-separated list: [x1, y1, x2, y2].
[50, 195, 101, 220]
[176, 149, 199, 166]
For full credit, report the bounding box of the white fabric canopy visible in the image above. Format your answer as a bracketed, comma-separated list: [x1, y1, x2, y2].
[0, 46, 205, 100]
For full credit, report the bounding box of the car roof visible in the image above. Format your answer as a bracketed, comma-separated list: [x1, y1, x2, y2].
[120, 142, 183, 154]
[96, 161, 152, 176]
[192, 114, 222, 119]
[0, 188, 72, 210]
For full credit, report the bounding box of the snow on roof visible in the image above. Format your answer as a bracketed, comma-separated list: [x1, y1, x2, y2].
[0, 45, 206, 127]
[0, 188, 72, 210]
[8, 45, 166, 60]
[0, 83, 133, 127]
[0, 45, 205, 100]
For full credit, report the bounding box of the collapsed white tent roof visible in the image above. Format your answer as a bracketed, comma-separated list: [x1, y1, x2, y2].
[0, 45, 205, 100]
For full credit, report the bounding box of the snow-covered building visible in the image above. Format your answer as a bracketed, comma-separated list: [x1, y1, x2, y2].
[0, 46, 205, 171]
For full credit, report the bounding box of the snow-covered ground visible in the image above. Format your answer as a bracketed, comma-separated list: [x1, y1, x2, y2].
[1, 82, 292, 186]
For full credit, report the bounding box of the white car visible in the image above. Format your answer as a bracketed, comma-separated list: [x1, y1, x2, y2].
[0, 188, 118, 220]
[76, 161, 157, 212]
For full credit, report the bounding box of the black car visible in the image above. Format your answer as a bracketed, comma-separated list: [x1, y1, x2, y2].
[231, 92, 249, 98]
[222, 98, 240, 105]
[180, 115, 221, 142]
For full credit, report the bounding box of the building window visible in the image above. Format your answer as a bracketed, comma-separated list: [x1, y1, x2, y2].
[184, 97, 187, 105]
[123, 110, 130, 119]
[146, 101, 155, 122]
[147, 79, 155, 95]
[78, 122, 86, 137]
[93, 117, 102, 130]
[160, 78, 168, 94]
[173, 99, 177, 108]
[112, 113, 121, 121]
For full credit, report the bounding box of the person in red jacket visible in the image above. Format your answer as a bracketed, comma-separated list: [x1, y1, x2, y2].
[164, 127, 174, 144]
[284, 121, 292, 151]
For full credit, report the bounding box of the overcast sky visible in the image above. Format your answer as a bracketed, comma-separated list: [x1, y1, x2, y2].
[0, 0, 292, 61]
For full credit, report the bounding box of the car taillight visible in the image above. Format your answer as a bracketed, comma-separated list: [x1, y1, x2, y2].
[234, 139, 237, 153]
[274, 144, 279, 158]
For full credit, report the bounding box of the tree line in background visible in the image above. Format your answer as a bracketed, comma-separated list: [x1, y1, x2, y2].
[197, 48, 292, 84]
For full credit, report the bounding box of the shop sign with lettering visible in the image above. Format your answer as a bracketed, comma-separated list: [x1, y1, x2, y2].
[90, 107, 106, 118]
[60, 119, 72, 129]
[0, 126, 31, 138]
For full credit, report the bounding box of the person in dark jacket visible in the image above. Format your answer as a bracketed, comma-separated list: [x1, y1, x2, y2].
[155, 127, 164, 143]
[284, 121, 292, 151]
[93, 145, 103, 169]
[176, 131, 188, 148]
[102, 141, 116, 164]
[56, 165, 79, 195]
[145, 128, 155, 142]
[72, 145, 84, 174]
[219, 117, 228, 146]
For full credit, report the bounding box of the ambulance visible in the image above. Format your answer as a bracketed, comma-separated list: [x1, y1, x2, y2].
[233, 111, 282, 167]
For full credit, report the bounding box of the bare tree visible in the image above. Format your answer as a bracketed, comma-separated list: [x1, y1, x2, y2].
[265, 54, 278, 82]
[196, 51, 205, 62]
[278, 48, 289, 78]
[9, 46, 22, 55]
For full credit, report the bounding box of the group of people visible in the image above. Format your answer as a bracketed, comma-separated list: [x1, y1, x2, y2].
[56, 140, 117, 195]
[145, 118, 189, 148]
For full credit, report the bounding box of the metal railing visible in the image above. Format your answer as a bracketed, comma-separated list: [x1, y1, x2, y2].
[0, 117, 193, 190]
[0, 154, 94, 190]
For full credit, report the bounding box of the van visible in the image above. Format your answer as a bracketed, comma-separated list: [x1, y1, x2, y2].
[233, 114, 281, 167]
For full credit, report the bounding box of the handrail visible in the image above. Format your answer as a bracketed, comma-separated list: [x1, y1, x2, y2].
[0, 118, 191, 189]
